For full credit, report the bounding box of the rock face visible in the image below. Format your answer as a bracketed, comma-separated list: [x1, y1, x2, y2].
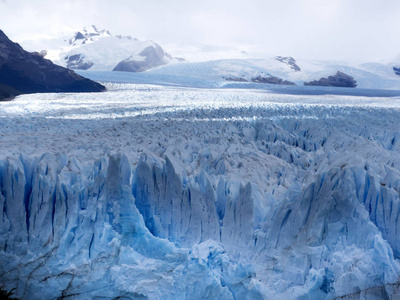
[113, 44, 172, 72]
[224, 76, 249, 82]
[393, 67, 400, 76]
[304, 71, 357, 88]
[65, 54, 94, 70]
[68, 25, 112, 46]
[275, 56, 301, 71]
[0, 29, 105, 100]
[224, 75, 295, 85]
[251, 75, 296, 85]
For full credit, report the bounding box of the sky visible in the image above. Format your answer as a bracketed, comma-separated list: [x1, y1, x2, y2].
[1, 0, 400, 62]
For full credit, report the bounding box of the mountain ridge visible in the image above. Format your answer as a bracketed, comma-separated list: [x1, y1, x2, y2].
[14, 26, 400, 90]
[22, 25, 184, 72]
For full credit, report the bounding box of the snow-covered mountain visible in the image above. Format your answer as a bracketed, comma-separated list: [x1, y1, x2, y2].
[19, 26, 400, 89]
[145, 56, 400, 90]
[0, 29, 105, 101]
[21, 25, 184, 72]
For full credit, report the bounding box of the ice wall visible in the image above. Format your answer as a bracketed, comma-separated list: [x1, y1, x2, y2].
[0, 153, 266, 299]
[1, 148, 400, 299]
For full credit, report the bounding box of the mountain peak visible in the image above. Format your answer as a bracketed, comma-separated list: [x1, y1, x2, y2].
[69, 25, 112, 46]
[52, 26, 183, 72]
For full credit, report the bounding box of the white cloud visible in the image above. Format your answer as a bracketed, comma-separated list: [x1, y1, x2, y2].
[1, 0, 399, 61]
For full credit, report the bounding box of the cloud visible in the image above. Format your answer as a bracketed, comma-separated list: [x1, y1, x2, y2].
[1, 0, 399, 61]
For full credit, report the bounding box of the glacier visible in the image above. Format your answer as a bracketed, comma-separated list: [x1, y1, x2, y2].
[1, 83, 400, 299]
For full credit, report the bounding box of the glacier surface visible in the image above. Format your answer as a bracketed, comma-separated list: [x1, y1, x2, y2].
[1, 83, 400, 299]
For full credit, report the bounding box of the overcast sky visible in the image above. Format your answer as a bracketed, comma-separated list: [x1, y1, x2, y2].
[1, 0, 400, 62]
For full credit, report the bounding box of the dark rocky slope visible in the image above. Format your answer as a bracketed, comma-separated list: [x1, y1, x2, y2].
[0, 30, 105, 101]
[304, 71, 357, 88]
[252, 75, 295, 85]
[224, 75, 296, 85]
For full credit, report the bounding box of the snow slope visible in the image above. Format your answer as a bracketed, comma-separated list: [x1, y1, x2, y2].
[144, 58, 400, 90]
[1, 84, 400, 299]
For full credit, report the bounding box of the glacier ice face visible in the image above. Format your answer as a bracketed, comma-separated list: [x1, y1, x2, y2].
[1, 84, 400, 299]
[0, 152, 266, 299]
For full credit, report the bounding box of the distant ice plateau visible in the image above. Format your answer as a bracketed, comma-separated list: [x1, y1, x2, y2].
[1, 83, 400, 299]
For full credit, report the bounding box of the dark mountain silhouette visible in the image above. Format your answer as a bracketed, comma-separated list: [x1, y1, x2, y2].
[304, 71, 357, 88]
[0, 29, 105, 101]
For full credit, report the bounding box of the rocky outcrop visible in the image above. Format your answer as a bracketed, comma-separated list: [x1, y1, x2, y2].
[393, 67, 400, 76]
[113, 44, 172, 72]
[65, 54, 94, 70]
[304, 71, 357, 88]
[0, 83, 21, 101]
[30, 50, 47, 58]
[225, 75, 295, 85]
[68, 25, 111, 46]
[0, 29, 105, 101]
[224, 76, 249, 82]
[251, 75, 296, 85]
[275, 56, 301, 71]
